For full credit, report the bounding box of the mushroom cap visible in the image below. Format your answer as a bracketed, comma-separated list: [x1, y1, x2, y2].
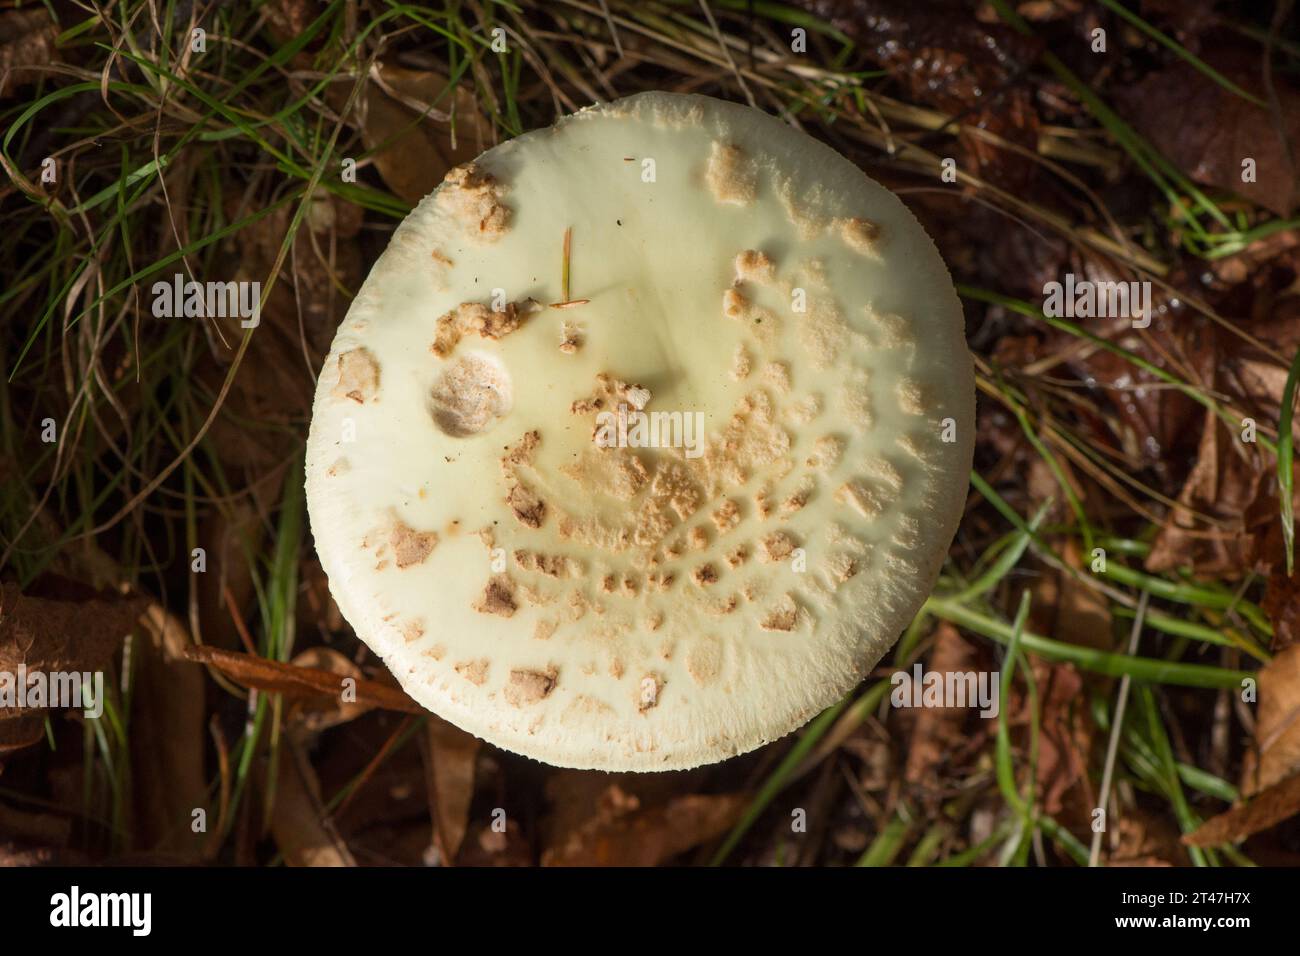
[305, 91, 975, 771]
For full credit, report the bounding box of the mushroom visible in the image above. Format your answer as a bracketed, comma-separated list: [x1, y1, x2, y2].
[305, 92, 974, 772]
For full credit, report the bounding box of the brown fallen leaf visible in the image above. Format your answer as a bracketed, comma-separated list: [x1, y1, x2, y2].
[1107, 806, 1191, 866]
[1184, 771, 1300, 847]
[269, 738, 356, 867]
[0, 579, 147, 756]
[184, 644, 423, 714]
[127, 603, 209, 859]
[0, 8, 59, 96]
[1116, 47, 1300, 217]
[1243, 645, 1300, 795]
[356, 63, 491, 205]
[1010, 658, 1094, 818]
[1145, 410, 1271, 578]
[1263, 559, 1300, 654]
[421, 716, 481, 865]
[1053, 541, 1114, 650]
[904, 622, 978, 789]
[289, 646, 371, 732]
[0, 799, 71, 847]
[542, 787, 747, 866]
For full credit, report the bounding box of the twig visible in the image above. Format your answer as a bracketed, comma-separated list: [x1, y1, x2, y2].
[1090, 589, 1150, 867]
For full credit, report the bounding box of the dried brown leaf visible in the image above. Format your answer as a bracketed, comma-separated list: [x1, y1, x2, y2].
[184, 644, 422, 714]
[0, 9, 59, 96]
[357, 64, 490, 205]
[542, 788, 747, 866]
[288, 646, 371, 732]
[904, 622, 978, 787]
[1145, 411, 1271, 578]
[421, 716, 481, 864]
[1245, 645, 1300, 795]
[1184, 771, 1300, 847]
[127, 604, 208, 859]
[270, 739, 356, 866]
[0, 579, 146, 755]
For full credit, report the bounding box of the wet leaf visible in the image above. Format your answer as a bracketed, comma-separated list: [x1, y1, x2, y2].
[1116, 48, 1300, 217]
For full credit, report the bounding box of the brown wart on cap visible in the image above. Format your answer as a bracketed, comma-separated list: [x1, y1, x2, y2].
[437, 162, 510, 239]
[332, 347, 380, 404]
[432, 299, 539, 358]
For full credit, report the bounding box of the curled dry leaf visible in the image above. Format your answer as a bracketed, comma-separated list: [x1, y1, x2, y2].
[1145, 411, 1272, 578]
[357, 63, 491, 205]
[1184, 771, 1300, 848]
[288, 646, 372, 732]
[0, 579, 147, 756]
[184, 644, 422, 714]
[1243, 645, 1300, 796]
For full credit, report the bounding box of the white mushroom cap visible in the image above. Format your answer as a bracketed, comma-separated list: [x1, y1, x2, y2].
[305, 91, 974, 771]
